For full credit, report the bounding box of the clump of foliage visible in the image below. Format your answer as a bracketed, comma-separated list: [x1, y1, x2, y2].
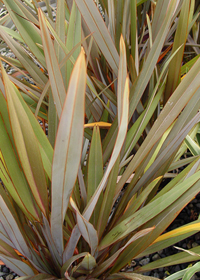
[0, 0, 200, 279]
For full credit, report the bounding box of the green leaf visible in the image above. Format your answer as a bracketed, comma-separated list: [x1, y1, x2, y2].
[91, 228, 154, 278]
[66, 1, 81, 85]
[118, 57, 200, 191]
[75, 253, 97, 273]
[51, 49, 86, 256]
[165, 269, 189, 280]
[83, 76, 129, 221]
[1, 62, 48, 216]
[103, 0, 180, 163]
[117, 35, 127, 125]
[182, 262, 200, 280]
[96, 156, 120, 239]
[118, 177, 162, 222]
[87, 125, 103, 227]
[61, 253, 87, 277]
[141, 220, 200, 258]
[164, 0, 191, 103]
[63, 75, 129, 261]
[74, 0, 119, 76]
[185, 135, 200, 156]
[136, 245, 200, 273]
[99, 169, 200, 250]
[181, 54, 200, 76]
[12, 83, 53, 180]
[0, 239, 21, 260]
[38, 8, 66, 118]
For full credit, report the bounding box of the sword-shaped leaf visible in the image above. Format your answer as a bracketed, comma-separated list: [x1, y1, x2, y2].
[1, 62, 48, 217]
[51, 49, 86, 256]
[87, 125, 103, 228]
[74, 0, 119, 76]
[99, 168, 200, 250]
[38, 8, 66, 118]
[117, 35, 127, 125]
[63, 75, 129, 261]
[164, 0, 191, 103]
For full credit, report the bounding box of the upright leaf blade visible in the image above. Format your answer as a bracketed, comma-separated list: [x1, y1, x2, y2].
[117, 35, 127, 125]
[74, 0, 119, 76]
[38, 8, 66, 118]
[51, 49, 86, 256]
[87, 125, 103, 228]
[63, 76, 129, 261]
[1, 62, 48, 216]
[164, 0, 191, 103]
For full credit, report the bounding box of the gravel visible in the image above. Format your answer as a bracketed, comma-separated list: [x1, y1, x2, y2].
[0, 266, 18, 280]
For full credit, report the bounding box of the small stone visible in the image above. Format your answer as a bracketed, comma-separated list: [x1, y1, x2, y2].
[143, 271, 151, 276]
[192, 242, 198, 248]
[187, 242, 192, 249]
[2, 267, 10, 273]
[188, 203, 193, 209]
[191, 275, 198, 280]
[152, 254, 161, 261]
[131, 260, 136, 266]
[153, 272, 160, 278]
[174, 265, 181, 272]
[195, 233, 200, 241]
[164, 270, 171, 277]
[125, 267, 133, 272]
[139, 257, 150, 266]
[6, 275, 14, 280]
[158, 249, 163, 255]
[182, 243, 187, 249]
[196, 203, 200, 208]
